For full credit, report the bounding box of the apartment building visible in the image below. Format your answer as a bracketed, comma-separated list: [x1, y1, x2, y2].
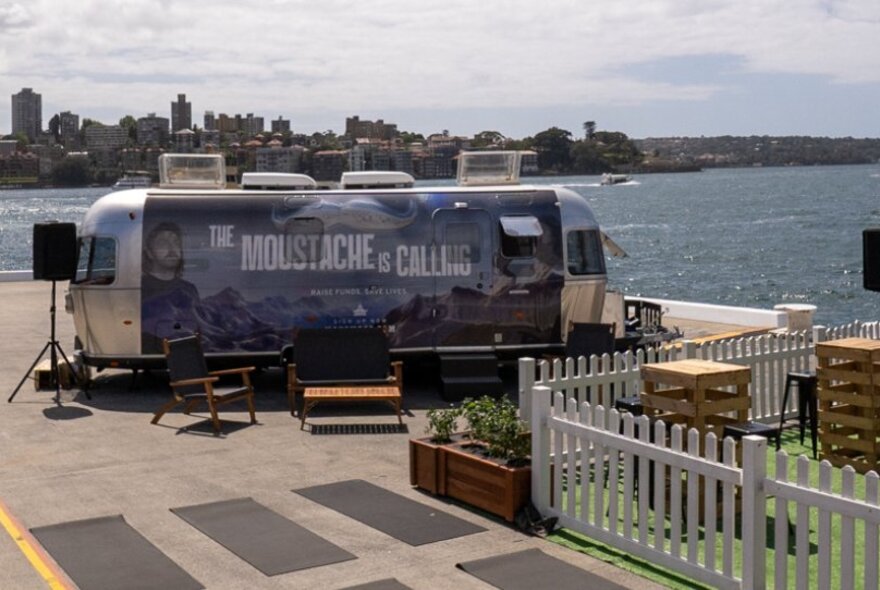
[59, 111, 80, 149]
[171, 93, 192, 132]
[11, 88, 42, 142]
[85, 125, 127, 150]
[345, 116, 398, 141]
[271, 117, 290, 133]
[137, 114, 170, 146]
[255, 145, 304, 173]
[311, 150, 347, 181]
[244, 113, 264, 136]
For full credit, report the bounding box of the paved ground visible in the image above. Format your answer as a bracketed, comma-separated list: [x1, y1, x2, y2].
[0, 280, 666, 590]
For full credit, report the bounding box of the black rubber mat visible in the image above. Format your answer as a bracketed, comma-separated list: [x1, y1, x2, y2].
[171, 497, 356, 575]
[340, 579, 412, 590]
[31, 514, 203, 590]
[294, 479, 485, 546]
[456, 548, 628, 590]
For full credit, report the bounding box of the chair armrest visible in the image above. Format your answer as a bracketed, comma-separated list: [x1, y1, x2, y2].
[170, 376, 219, 388]
[390, 361, 403, 389]
[287, 363, 298, 393]
[210, 367, 256, 376]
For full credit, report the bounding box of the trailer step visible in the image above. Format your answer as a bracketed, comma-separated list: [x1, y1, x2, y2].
[438, 354, 503, 402]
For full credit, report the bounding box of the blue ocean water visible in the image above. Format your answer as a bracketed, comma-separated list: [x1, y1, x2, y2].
[1, 165, 879, 326]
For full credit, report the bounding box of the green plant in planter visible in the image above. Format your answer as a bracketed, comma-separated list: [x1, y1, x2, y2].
[461, 396, 498, 442]
[461, 395, 530, 465]
[425, 406, 461, 443]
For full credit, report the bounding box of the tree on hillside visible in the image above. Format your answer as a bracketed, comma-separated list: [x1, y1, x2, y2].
[79, 118, 103, 146]
[583, 121, 596, 140]
[472, 130, 506, 148]
[399, 131, 425, 144]
[310, 130, 339, 150]
[52, 156, 92, 186]
[570, 141, 604, 174]
[119, 115, 137, 144]
[13, 132, 29, 151]
[533, 127, 573, 172]
[505, 136, 533, 151]
[592, 131, 642, 169]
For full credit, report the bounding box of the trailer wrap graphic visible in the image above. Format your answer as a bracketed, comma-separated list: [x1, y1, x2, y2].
[141, 191, 564, 354]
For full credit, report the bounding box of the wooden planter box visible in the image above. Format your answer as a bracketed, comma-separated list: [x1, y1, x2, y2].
[409, 437, 446, 495]
[409, 436, 531, 522]
[442, 442, 531, 523]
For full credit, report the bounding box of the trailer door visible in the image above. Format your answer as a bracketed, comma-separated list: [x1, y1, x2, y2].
[431, 208, 494, 348]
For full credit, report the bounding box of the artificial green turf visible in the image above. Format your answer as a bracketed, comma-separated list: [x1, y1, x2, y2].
[547, 427, 873, 590]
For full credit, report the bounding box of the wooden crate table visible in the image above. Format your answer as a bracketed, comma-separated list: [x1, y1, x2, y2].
[816, 338, 880, 473]
[301, 386, 402, 430]
[640, 359, 751, 438]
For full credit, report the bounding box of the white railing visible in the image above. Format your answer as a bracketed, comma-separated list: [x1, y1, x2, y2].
[530, 388, 880, 590]
[823, 319, 880, 340]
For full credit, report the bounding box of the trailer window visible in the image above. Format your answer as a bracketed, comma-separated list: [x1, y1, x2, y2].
[73, 236, 117, 285]
[445, 222, 482, 263]
[499, 215, 541, 258]
[566, 230, 604, 275]
[74, 238, 91, 283]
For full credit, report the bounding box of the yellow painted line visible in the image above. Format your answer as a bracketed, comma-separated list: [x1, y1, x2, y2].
[0, 498, 70, 590]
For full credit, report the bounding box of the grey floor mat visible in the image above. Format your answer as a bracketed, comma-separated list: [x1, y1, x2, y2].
[31, 514, 203, 590]
[171, 497, 355, 575]
[294, 479, 486, 546]
[456, 548, 629, 590]
[340, 579, 412, 590]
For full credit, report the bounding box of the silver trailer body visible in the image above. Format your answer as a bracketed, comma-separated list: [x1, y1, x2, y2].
[67, 183, 607, 369]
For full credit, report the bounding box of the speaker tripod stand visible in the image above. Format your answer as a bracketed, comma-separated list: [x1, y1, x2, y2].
[8, 280, 90, 404]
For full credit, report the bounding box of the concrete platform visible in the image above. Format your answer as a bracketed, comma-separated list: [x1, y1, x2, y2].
[0, 281, 664, 590]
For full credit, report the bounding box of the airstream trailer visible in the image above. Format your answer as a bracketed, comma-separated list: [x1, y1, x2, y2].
[67, 152, 610, 370]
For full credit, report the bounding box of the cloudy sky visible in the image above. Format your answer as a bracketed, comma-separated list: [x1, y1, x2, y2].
[2, 0, 879, 139]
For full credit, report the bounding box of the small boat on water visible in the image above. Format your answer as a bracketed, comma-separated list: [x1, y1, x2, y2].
[600, 173, 632, 186]
[112, 175, 152, 190]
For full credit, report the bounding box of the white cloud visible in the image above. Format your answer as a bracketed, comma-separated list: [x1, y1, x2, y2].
[2, 0, 879, 135]
[0, 2, 30, 28]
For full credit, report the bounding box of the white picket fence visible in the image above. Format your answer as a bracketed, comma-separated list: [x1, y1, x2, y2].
[521, 322, 880, 589]
[519, 323, 880, 425]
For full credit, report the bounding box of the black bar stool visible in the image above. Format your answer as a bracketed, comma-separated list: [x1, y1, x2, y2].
[614, 395, 644, 417]
[779, 371, 818, 459]
[613, 395, 652, 505]
[722, 421, 781, 450]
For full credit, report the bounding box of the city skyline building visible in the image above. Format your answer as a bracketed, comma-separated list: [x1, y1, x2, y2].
[137, 113, 170, 146]
[244, 113, 264, 136]
[11, 88, 42, 142]
[345, 116, 397, 140]
[171, 93, 192, 132]
[59, 111, 80, 149]
[271, 117, 290, 134]
[85, 125, 127, 150]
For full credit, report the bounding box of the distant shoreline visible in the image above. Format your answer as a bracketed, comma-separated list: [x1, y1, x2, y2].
[4, 160, 879, 190]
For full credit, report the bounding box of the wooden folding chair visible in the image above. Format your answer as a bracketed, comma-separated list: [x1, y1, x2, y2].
[154, 334, 257, 434]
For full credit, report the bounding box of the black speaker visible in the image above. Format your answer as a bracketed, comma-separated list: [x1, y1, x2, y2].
[33, 222, 77, 281]
[864, 229, 880, 291]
